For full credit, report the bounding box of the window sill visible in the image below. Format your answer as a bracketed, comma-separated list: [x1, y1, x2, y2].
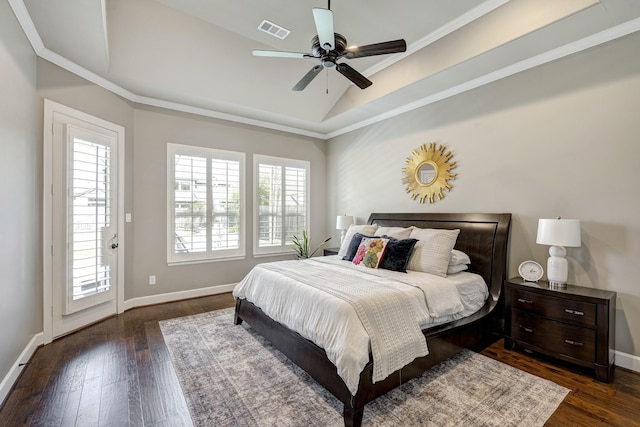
[168, 255, 246, 266]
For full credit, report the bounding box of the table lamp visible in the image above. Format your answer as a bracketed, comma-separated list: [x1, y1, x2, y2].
[536, 217, 581, 288]
[336, 215, 354, 244]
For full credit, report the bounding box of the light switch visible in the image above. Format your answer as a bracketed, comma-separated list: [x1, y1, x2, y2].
[126, 213, 132, 222]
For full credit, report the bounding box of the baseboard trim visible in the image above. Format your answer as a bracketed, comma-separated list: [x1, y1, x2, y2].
[122, 283, 236, 311]
[615, 350, 640, 373]
[0, 332, 44, 407]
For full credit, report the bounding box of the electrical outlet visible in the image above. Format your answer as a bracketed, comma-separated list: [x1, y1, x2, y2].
[149, 275, 156, 285]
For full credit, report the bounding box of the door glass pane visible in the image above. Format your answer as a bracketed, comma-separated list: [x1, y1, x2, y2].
[70, 137, 111, 301]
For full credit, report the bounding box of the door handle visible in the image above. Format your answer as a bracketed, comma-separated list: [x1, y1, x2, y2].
[111, 243, 119, 249]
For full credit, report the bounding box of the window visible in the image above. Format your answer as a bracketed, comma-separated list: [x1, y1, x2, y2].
[167, 143, 244, 264]
[254, 155, 309, 255]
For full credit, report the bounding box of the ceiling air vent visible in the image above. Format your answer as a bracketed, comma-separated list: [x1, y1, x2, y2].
[258, 19, 290, 40]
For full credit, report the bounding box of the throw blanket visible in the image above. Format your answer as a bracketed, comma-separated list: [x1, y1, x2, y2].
[260, 261, 429, 385]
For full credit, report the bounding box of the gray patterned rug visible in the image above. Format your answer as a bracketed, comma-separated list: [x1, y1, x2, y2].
[159, 308, 569, 426]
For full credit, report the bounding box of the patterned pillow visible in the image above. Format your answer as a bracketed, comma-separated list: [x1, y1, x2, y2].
[342, 232, 376, 261]
[378, 237, 418, 273]
[352, 237, 390, 269]
[407, 228, 460, 277]
[337, 224, 378, 257]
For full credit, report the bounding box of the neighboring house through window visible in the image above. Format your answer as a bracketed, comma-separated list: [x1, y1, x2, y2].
[167, 143, 245, 264]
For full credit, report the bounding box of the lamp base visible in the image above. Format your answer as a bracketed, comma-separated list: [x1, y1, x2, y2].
[548, 280, 567, 289]
[546, 245, 568, 288]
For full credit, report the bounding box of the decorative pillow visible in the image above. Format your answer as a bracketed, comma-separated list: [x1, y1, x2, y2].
[374, 226, 413, 239]
[449, 249, 471, 266]
[352, 237, 390, 269]
[407, 228, 461, 277]
[447, 263, 469, 274]
[342, 232, 375, 261]
[378, 237, 418, 273]
[337, 224, 378, 257]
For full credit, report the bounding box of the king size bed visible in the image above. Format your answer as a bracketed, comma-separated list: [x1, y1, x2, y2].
[233, 212, 511, 426]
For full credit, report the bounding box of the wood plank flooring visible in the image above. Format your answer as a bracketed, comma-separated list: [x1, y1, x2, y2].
[1, 293, 639, 426]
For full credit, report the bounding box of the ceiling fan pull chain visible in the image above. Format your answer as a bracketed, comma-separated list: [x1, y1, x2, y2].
[326, 68, 329, 94]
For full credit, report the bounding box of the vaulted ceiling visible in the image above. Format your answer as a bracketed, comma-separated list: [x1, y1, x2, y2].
[10, 0, 640, 138]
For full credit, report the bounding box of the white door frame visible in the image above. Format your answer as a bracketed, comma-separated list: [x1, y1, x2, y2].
[43, 99, 125, 344]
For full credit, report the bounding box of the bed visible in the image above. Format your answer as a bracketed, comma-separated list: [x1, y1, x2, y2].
[233, 212, 511, 427]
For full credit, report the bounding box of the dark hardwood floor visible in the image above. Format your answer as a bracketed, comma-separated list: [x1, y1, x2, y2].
[1, 293, 639, 426]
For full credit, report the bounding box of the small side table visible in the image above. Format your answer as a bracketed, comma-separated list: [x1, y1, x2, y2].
[504, 278, 616, 382]
[323, 247, 339, 256]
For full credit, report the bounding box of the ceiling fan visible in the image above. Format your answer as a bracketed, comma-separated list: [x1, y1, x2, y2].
[252, 1, 407, 91]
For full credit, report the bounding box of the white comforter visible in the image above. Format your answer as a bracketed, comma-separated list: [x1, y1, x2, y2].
[232, 256, 488, 395]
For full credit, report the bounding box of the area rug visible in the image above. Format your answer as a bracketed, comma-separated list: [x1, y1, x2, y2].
[159, 308, 569, 426]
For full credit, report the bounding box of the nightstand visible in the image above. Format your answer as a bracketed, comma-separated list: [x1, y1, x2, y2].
[504, 278, 616, 382]
[323, 247, 340, 256]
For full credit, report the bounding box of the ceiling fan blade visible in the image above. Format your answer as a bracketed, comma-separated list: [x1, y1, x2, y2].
[293, 65, 324, 91]
[336, 63, 372, 89]
[312, 8, 335, 51]
[252, 50, 311, 59]
[344, 39, 407, 59]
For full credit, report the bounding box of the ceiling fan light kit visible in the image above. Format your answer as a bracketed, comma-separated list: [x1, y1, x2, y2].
[252, 1, 406, 91]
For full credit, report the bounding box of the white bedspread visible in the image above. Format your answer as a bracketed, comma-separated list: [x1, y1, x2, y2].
[232, 256, 488, 395]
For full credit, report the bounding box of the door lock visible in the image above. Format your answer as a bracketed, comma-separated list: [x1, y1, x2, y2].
[111, 243, 119, 249]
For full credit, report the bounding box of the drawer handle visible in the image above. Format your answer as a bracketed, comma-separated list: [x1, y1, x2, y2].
[517, 298, 534, 304]
[518, 325, 534, 333]
[564, 308, 585, 316]
[564, 339, 584, 346]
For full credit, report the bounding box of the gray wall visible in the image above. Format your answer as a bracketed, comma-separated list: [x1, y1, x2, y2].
[326, 33, 640, 357]
[131, 106, 326, 299]
[36, 60, 327, 301]
[0, 1, 40, 384]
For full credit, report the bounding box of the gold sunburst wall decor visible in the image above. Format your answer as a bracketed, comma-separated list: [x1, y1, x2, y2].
[402, 143, 457, 204]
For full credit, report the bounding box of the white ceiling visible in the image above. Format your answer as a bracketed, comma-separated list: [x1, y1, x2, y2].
[10, 0, 640, 138]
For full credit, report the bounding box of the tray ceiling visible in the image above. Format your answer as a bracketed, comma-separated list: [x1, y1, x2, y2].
[11, 0, 640, 138]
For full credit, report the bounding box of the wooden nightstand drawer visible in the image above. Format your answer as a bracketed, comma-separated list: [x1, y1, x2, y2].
[512, 311, 596, 362]
[512, 289, 597, 327]
[505, 278, 616, 382]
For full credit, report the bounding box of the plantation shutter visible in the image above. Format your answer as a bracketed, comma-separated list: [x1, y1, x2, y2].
[168, 144, 244, 264]
[255, 155, 309, 255]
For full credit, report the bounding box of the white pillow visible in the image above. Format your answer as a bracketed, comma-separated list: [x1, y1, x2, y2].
[337, 224, 378, 257]
[407, 228, 460, 277]
[374, 226, 414, 239]
[447, 263, 469, 274]
[450, 249, 471, 266]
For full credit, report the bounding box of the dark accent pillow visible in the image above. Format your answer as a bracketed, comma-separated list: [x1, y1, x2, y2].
[379, 237, 419, 273]
[342, 233, 375, 261]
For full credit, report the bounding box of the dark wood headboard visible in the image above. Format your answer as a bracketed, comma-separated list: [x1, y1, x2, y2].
[367, 213, 512, 305]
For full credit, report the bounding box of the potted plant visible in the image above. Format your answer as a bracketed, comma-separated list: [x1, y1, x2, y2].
[292, 230, 331, 259]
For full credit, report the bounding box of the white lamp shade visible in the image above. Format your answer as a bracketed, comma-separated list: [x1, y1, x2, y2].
[336, 215, 354, 230]
[536, 218, 581, 247]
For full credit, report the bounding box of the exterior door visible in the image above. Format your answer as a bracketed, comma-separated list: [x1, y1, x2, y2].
[44, 100, 124, 341]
